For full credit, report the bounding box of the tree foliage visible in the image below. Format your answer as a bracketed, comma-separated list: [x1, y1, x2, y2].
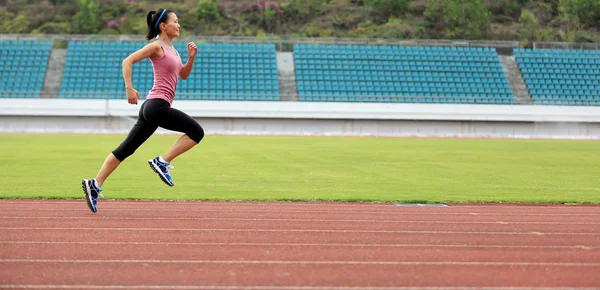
[197, 0, 219, 22]
[0, 0, 597, 43]
[0, 11, 30, 33]
[365, 0, 409, 20]
[425, 0, 491, 39]
[559, 0, 600, 27]
[73, 0, 100, 34]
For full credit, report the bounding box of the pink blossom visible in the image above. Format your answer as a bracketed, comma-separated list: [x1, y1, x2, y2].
[107, 20, 120, 28]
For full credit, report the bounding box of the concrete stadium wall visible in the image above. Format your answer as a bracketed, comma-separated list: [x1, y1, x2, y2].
[2, 99, 600, 140]
[4, 115, 600, 140]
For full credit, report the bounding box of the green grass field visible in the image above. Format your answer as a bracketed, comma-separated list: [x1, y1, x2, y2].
[1, 133, 599, 204]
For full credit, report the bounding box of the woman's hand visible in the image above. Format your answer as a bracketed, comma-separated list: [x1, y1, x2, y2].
[187, 42, 197, 59]
[180, 43, 197, 80]
[126, 87, 140, 104]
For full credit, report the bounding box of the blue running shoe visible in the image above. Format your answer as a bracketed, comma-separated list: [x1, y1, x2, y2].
[148, 157, 174, 186]
[81, 178, 103, 213]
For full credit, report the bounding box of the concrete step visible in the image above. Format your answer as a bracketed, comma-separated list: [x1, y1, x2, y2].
[276, 52, 297, 101]
[499, 55, 533, 105]
[41, 49, 67, 98]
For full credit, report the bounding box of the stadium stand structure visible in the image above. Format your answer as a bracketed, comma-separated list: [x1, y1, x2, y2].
[293, 44, 516, 104]
[515, 48, 600, 106]
[59, 41, 280, 101]
[0, 40, 52, 98]
[4, 38, 600, 107]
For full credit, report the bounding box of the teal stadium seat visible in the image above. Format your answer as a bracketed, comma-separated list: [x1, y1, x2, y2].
[293, 44, 516, 104]
[60, 41, 280, 101]
[515, 48, 600, 106]
[0, 40, 52, 98]
[61, 41, 154, 99]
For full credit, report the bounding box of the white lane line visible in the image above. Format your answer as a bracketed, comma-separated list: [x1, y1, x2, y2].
[1, 208, 599, 216]
[1, 259, 599, 267]
[0, 286, 596, 290]
[0, 227, 598, 235]
[1, 216, 599, 225]
[0, 241, 595, 250]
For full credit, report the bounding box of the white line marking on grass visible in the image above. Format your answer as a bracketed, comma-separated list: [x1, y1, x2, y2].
[0, 200, 598, 210]
[1, 216, 599, 225]
[0, 227, 598, 235]
[0, 201, 397, 207]
[1, 259, 599, 267]
[0, 241, 595, 250]
[1, 208, 599, 216]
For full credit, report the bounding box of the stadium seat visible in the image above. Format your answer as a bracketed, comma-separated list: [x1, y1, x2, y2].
[515, 48, 600, 106]
[59, 41, 280, 101]
[293, 44, 516, 104]
[0, 40, 52, 98]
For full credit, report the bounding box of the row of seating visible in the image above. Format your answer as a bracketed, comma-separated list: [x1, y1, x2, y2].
[534, 100, 600, 106]
[0, 40, 52, 50]
[294, 44, 497, 54]
[522, 67, 598, 73]
[297, 75, 508, 83]
[523, 71, 599, 78]
[295, 54, 501, 61]
[297, 59, 503, 65]
[295, 64, 504, 73]
[514, 48, 599, 55]
[518, 59, 600, 65]
[67, 41, 275, 52]
[299, 95, 516, 105]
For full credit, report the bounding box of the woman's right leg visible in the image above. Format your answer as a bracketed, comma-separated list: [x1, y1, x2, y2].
[82, 102, 158, 212]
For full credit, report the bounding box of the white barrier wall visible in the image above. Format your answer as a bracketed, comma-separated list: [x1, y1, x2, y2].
[2, 99, 600, 139]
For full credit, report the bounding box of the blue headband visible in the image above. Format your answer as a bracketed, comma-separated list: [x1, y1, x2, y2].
[154, 10, 167, 29]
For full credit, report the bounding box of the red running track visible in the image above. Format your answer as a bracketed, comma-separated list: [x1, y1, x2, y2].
[0, 199, 599, 289]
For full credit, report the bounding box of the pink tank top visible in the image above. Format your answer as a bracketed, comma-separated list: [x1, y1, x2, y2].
[146, 40, 183, 104]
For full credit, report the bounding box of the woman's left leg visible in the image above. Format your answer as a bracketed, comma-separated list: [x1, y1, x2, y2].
[147, 106, 205, 186]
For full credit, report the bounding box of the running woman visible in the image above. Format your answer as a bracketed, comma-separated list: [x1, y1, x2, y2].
[82, 8, 205, 213]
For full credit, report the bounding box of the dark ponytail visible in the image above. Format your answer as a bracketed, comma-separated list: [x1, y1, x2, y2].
[145, 8, 171, 41]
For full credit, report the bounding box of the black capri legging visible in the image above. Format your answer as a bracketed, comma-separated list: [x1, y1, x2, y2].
[112, 98, 204, 161]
